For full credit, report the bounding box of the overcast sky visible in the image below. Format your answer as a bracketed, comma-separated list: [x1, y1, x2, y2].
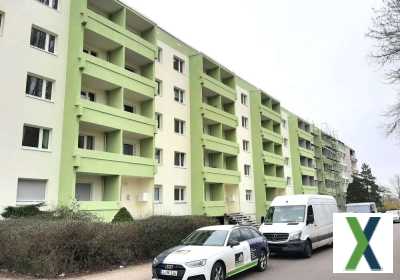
[124, 0, 399, 187]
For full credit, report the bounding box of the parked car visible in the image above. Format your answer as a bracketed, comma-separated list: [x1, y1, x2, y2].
[152, 225, 269, 280]
[346, 202, 377, 213]
[386, 209, 400, 223]
[259, 195, 337, 257]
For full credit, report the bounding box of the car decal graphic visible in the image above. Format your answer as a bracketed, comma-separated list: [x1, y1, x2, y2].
[247, 237, 265, 260]
[235, 252, 244, 266]
[156, 245, 185, 264]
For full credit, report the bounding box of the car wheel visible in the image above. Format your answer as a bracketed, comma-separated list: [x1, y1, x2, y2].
[256, 250, 268, 272]
[303, 240, 312, 258]
[211, 262, 225, 280]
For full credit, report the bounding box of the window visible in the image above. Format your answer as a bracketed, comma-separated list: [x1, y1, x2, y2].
[241, 116, 248, 129]
[78, 135, 94, 150]
[173, 56, 185, 73]
[174, 119, 185, 135]
[26, 74, 53, 100]
[244, 164, 251, 176]
[174, 186, 186, 202]
[83, 47, 98, 57]
[36, 0, 58, 9]
[283, 138, 288, 147]
[284, 157, 289, 165]
[0, 11, 4, 35]
[174, 87, 185, 104]
[240, 93, 248, 106]
[287, 177, 292, 185]
[282, 119, 287, 128]
[123, 143, 137, 156]
[228, 229, 241, 243]
[17, 179, 46, 204]
[239, 228, 254, 241]
[245, 190, 252, 201]
[242, 140, 249, 152]
[157, 47, 162, 62]
[155, 79, 162, 96]
[154, 185, 162, 203]
[174, 152, 186, 167]
[155, 148, 163, 164]
[124, 104, 136, 113]
[30, 27, 56, 53]
[81, 91, 96, 102]
[155, 112, 162, 130]
[22, 125, 50, 149]
[75, 183, 91, 201]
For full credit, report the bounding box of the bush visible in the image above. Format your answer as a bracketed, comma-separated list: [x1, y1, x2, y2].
[0, 215, 217, 277]
[1, 203, 44, 219]
[112, 207, 134, 223]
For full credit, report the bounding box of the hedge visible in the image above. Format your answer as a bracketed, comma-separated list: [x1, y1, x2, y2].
[0, 216, 217, 277]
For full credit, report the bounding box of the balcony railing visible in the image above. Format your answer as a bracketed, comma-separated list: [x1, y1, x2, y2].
[200, 74, 236, 101]
[202, 167, 240, 185]
[262, 151, 284, 166]
[202, 134, 239, 155]
[203, 201, 225, 216]
[201, 103, 238, 128]
[261, 128, 283, 144]
[260, 105, 281, 123]
[264, 176, 286, 189]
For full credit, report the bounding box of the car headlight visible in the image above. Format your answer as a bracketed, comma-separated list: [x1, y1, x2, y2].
[289, 231, 302, 241]
[153, 257, 160, 266]
[185, 259, 207, 268]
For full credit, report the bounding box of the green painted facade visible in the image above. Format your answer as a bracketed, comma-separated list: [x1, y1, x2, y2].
[54, 0, 355, 221]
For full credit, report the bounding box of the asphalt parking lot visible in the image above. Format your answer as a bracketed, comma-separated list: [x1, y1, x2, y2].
[232, 223, 399, 280]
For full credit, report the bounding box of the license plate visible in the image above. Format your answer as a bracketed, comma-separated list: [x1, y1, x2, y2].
[160, 269, 178, 276]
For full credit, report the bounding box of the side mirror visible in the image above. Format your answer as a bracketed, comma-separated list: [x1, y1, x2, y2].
[306, 215, 314, 225]
[228, 240, 240, 247]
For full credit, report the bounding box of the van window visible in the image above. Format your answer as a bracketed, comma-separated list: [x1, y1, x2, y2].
[265, 205, 306, 223]
[306, 205, 314, 224]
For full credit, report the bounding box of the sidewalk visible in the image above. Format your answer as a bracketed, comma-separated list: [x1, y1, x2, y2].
[0, 263, 152, 280]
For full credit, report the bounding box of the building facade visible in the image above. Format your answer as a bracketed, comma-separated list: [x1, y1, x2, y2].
[0, 0, 358, 221]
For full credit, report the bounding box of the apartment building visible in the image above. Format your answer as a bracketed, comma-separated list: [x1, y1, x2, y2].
[0, 0, 358, 221]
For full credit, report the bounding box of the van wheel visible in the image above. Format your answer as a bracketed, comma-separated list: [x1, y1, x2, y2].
[302, 240, 312, 258]
[210, 262, 225, 280]
[256, 250, 268, 271]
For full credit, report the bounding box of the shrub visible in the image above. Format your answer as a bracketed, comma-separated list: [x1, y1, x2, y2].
[0, 215, 217, 277]
[112, 207, 134, 223]
[1, 203, 44, 218]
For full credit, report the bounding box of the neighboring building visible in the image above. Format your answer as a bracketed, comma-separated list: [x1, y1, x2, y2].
[0, 0, 358, 221]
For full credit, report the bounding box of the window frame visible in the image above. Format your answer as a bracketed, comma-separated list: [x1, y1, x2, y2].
[36, 0, 59, 10]
[173, 56, 185, 73]
[155, 79, 162, 96]
[154, 184, 162, 203]
[174, 185, 186, 202]
[16, 178, 47, 205]
[155, 148, 163, 165]
[241, 116, 248, 129]
[174, 151, 186, 168]
[240, 93, 248, 106]
[245, 189, 252, 201]
[30, 26, 57, 54]
[78, 134, 95, 150]
[174, 118, 185, 135]
[75, 182, 92, 202]
[26, 73, 54, 101]
[155, 112, 162, 130]
[157, 47, 162, 63]
[242, 140, 249, 152]
[174, 87, 185, 104]
[244, 164, 251, 176]
[22, 124, 51, 150]
[0, 11, 4, 36]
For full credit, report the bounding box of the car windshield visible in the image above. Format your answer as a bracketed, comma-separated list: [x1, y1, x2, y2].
[182, 230, 228, 246]
[346, 205, 371, 213]
[265, 205, 306, 223]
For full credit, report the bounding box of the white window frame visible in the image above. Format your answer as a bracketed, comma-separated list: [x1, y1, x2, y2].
[22, 124, 51, 150]
[157, 47, 162, 63]
[16, 178, 47, 205]
[174, 87, 185, 104]
[155, 112, 162, 130]
[83, 46, 98, 57]
[75, 182, 92, 201]
[174, 185, 186, 202]
[155, 148, 163, 165]
[174, 119, 185, 135]
[30, 26, 57, 54]
[174, 151, 186, 168]
[173, 56, 185, 73]
[25, 73, 54, 101]
[245, 190, 252, 201]
[154, 185, 162, 203]
[241, 116, 248, 129]
[244, 164, 251, 176]
[0, 11, 4, 36]
[242, 140, 249, 152]
[240, 93, 248, 106]
[81, 91, 96, 102]
[78, 134, 95, 150]
[36, 0, 59, 10]
[123, 143, 137, 156]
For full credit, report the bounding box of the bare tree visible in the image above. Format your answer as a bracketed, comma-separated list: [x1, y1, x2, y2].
[368, 0, 400, 136]
[391, 174, 400, 199]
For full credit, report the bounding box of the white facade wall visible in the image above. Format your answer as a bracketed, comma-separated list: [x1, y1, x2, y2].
[235, 87, 256, 216]
[153, 40, 191, 216]
[0, 0, 70, 210]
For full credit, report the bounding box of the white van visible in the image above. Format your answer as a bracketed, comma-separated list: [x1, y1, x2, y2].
[346, 202, 377, 213]
[259, 195, 337, 257]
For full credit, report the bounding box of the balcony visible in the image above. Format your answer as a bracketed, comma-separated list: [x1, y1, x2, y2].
[200, 73, 236, 102]
[82, 9, 156, 61]
[73, 149, 154, 177]
[201, 103, 238, 128]
[261, 128, 283, 144]
[300, 166, 317, 177]
[260, 104, 281, 123]
[302, 185, 318, 194]
[203, 167, 240, 185]
[263, 151, 284, 166]
[298, 129, 313, 142]
[264, 176, 286, 189]
[79, 53, 156, 98]
[299, 146, 314, 159]
[202, 134, 239, 155]
[203, 201, 225, 216]
[78, 201, 121, 221]
[77, 100, 155, 136]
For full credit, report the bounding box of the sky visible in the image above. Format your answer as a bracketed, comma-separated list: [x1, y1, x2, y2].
[124, 0, 399, 188]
